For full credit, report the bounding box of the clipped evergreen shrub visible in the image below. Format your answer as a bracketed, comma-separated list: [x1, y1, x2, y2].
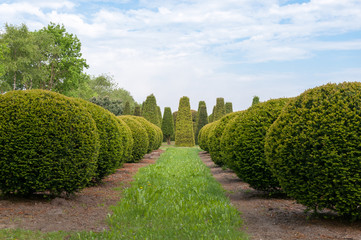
[221, 98, 289, 191]
[0, 90, 99, 196]
[265, 82, 361, 219]
[123, 101, 131, 115]
[74, 98, 130, 182]
[130, 116, 158, 153]
[175, 96, 195, 147]
[198, 121, 218, 152]
[118, 116, 149, 162]
[115, 118, 134, 165]
[195, 101, 208, 144]
[208, 111, 241, 166]
[161, 107, 174, 145]
[142, 94, 161, 127]
[225, 102, 233, 114]
[213, 97, 226, 121]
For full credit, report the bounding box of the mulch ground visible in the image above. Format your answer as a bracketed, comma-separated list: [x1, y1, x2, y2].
[199, 151, 361, 240]
[0, 149, 163, 232]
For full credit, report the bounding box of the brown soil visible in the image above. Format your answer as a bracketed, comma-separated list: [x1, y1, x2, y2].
[0, 149, 163, 232]
[199, 151, 361, 240]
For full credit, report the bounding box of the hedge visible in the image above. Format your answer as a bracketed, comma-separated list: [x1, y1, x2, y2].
[118, 115, 149, 162]
[221, 98, 289, 191]
[0, 90, 99, 196]
[265, 82, 361, 219]
[208, 111, 242, 166]
[75, 98, 131, 182]
[130, 116, 160, 152]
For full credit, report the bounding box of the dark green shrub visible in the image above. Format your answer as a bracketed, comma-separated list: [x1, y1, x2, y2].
[118, 116, 149, 162]
[123, 101, 131, 115]
[221, 98, 289, 191]
[195, 101, 208, 144]
[0, 90, 99, 196]
[175, 96, 195, 147]
[89, 96, 123, 116]
[265, 82, 361, 219]
[74, 98, 130, 182]
[252, 96, 260, 106]
[130, 116, 158, 152]
[208, 111, 241, 166]
[161, 107, 174, 145]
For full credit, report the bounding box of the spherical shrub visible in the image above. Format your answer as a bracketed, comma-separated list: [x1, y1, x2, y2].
[153, 124, 163, 150]
[208, 111, 242, 166]
[265, 82, 361, 219]
[130, 116, 158, 153]
[118, 116, 149, 162]
[115, 118, 134, 165]
[0, 90, 99, 196]
[74, 98, 128, 182]
[198, 123, 213, 152]
[221, 99, 289, 191]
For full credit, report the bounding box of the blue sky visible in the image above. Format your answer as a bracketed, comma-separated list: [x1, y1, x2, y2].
[1, 0, 361, 113]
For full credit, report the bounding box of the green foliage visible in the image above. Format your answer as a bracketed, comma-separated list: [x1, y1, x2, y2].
[0, 90, 99, 196]
[252, 96, 260, 106]
[131, 116, 160, 153]
[118, 116, 149, 162]
[209, 106, 216, 123]
[142, 94, 161, 127]
[123, 101, 131, 115]
[208, 111, 241, 166]
[73, 98, 127, 182]
[89, 96, 123, 116]
[161, 107, 174, 144]
[225, 102, 233, 114]
[115, 118, 134, 165]
[157, 106, 162, 126]
[198, 121, 217, 152]
[99, 148, 247, 240]
[133, 105, 141, 116]
[221, 98, 289, 191]
[195, 101, 208, 144]
[214, 97, 226, 121]
[175, 96, 195, 147]
[265, 82, 361, 220]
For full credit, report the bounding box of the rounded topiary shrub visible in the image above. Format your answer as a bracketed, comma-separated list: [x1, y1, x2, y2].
[74, 98, 127, 182]
[130, 116, 158, 153]
[118, 116, 149, 162]
[153, 124, 163, 150]
[221, 99, 289, 191]
[198, 122, 215, 152]
[0, 90, 99, 196]
[115, 118, 134, 165]
[208, 111, 242, 166]
[265, 82, 361, 219]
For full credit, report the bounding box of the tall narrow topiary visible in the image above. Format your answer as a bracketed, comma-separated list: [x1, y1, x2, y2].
[213, 97, 226, 121]
[161, 107, 174, 145]
[225, 102, 233, 114]
[195, 101, 208, 144]
[252, 96, 260, 106]
[123, 101, 131, 115]
[175, 96, 195, 147]
[157, 106, 162, 127]
[142, 94, 161, 127]
[209, 106, 215, 123]
[133, 105, 141, 116]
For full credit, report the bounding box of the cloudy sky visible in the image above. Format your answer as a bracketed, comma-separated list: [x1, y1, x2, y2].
[1, 0, 361, 112]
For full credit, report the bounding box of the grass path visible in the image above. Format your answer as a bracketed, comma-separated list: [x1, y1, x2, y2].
[1, 147, 248, 239]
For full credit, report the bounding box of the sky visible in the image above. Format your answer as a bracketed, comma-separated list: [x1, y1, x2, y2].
[1, 0, 361, 113]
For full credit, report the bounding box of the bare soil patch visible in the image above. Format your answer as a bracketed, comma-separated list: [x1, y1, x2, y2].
[0, 149, 163, 232]
[199, 151, 361, 240]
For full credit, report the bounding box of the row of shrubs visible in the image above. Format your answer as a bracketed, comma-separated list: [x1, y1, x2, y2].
[199, 82, 361, 220]
[0, 90, 162, 196]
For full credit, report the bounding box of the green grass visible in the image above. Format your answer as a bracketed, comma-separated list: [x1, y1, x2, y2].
[0, 229, 71, 240]
[79, 147, 248, 239]
[1, 147, 248, 240]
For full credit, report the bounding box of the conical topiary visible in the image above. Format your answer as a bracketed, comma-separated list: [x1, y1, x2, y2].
[175, 96, 195, 147]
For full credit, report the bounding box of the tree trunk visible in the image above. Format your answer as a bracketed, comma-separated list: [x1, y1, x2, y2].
[13, 72, 16, 90]
[167, 136, 171, 145]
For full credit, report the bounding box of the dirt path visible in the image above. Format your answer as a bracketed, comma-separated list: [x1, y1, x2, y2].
[0, 149, 163, 232]
[199, 151, 361, 240]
